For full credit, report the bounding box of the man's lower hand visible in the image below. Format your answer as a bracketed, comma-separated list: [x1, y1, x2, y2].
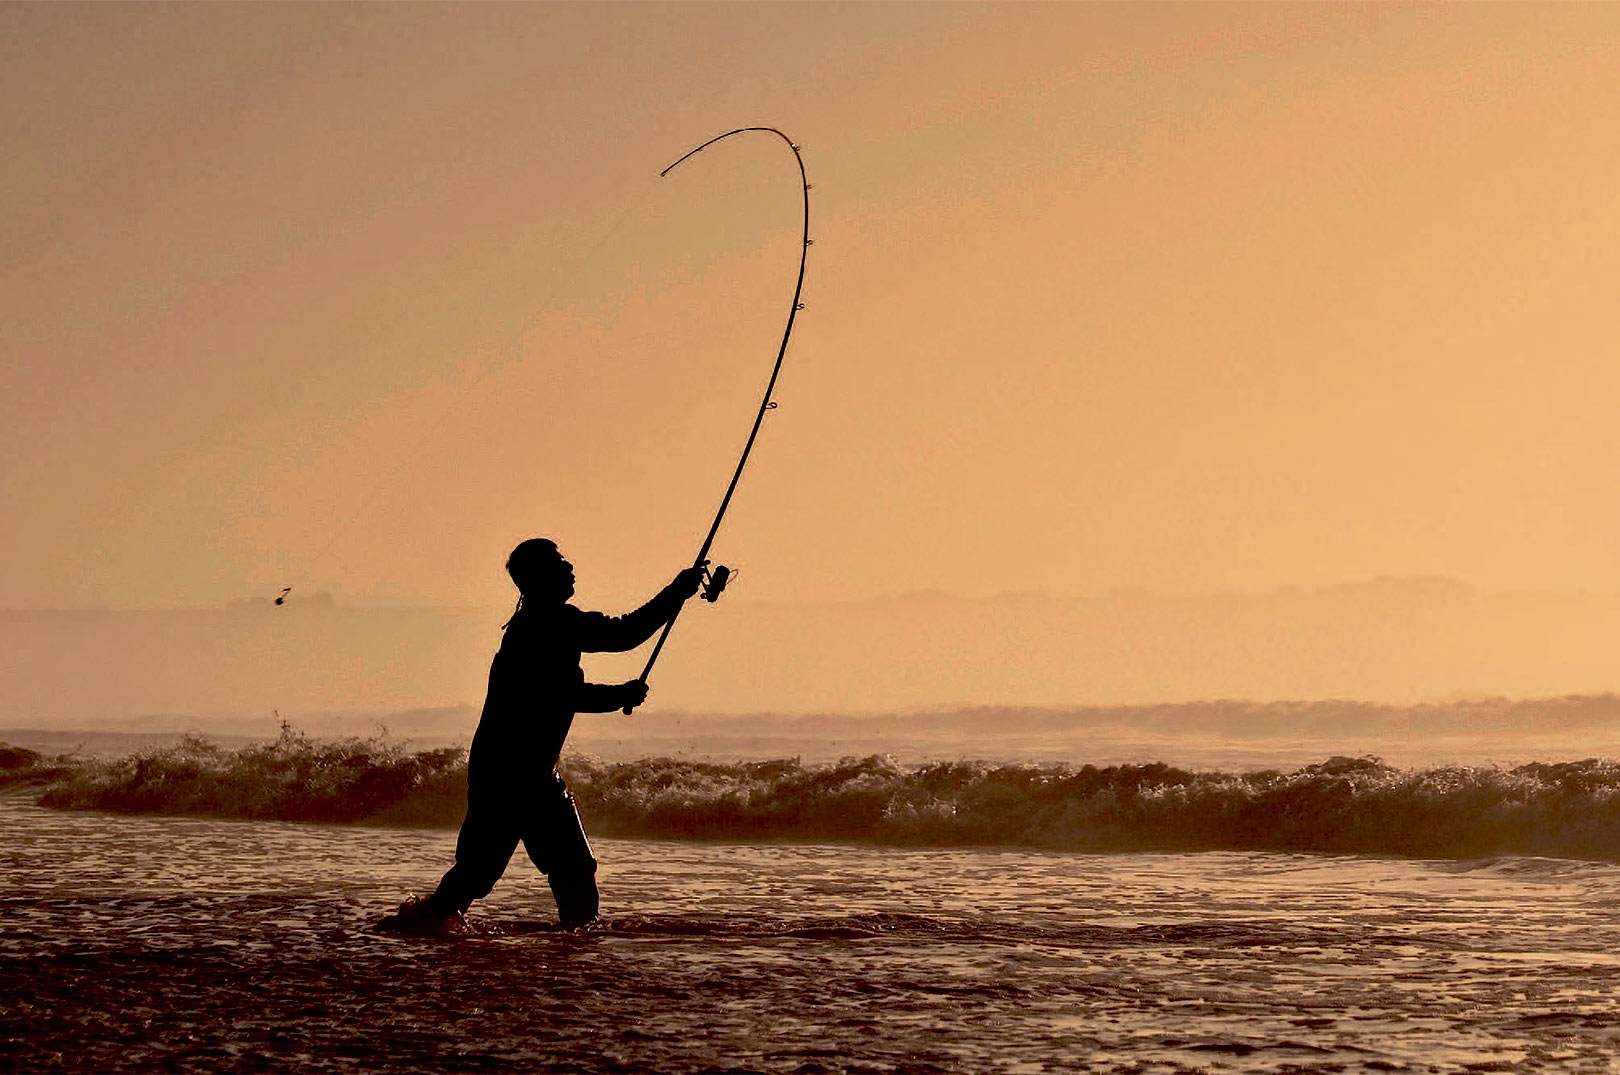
[621, 679, 649, 713]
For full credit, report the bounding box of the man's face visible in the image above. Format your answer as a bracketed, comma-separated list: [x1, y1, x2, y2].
[532, 550, 575, 602]
[511, 542, 575, 602]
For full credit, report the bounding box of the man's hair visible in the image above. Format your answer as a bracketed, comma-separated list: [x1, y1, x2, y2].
[502, 538, 561, 627]
[506, 538, 560, 593]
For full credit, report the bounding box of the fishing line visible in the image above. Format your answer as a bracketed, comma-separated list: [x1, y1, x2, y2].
[277, 177, 663, 606]
[625, 127, 812, 710]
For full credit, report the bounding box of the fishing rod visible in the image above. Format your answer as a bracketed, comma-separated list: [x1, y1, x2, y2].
[625, 127, 811, 712]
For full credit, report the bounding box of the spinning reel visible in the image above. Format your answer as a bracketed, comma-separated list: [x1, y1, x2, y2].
[700, 564, 735, 603]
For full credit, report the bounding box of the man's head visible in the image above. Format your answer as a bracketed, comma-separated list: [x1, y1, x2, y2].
[506, 538, 575, 603]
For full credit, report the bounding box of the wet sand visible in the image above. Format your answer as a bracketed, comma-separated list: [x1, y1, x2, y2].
[4, 793, 1620, 1072]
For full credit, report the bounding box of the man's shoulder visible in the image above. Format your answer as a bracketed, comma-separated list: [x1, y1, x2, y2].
[500, 603, 565, 643]
[511, 601, 581, 620]
[559, 603, 598, 624]
[509, 603, 599, 634]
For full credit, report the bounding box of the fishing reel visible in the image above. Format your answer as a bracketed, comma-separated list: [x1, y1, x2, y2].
[700, 564, 735, 603]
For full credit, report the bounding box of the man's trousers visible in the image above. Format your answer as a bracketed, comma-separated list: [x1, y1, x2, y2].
[429, 772, 599, 927]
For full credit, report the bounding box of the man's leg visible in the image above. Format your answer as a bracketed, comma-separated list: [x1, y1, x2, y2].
[429, 791, 522, 915]
[522, 775, 599, 928]
[548, 866, 599, 930]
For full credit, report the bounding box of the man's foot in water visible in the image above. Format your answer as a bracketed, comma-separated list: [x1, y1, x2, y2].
[557, 913, 600, 932]
[377, 895, 469, 937]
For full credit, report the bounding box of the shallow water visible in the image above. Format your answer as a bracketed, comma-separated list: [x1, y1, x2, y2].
[4, 793, 1620, 1072]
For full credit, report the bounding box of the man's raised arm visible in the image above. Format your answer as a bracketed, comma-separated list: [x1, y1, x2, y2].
[573, 566, 705, 653]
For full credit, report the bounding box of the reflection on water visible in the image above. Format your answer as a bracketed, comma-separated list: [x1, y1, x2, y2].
[4, 794, 1620, 1072]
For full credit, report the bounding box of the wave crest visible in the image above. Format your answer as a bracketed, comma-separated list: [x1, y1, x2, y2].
[11, 730, 1620, 861]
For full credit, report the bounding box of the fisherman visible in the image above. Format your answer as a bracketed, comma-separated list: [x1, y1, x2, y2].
[387, 538, 703, 933]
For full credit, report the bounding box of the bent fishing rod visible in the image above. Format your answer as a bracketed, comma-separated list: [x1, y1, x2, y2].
[625, 126, 811, 712]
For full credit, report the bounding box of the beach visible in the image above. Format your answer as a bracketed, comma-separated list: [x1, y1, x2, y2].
[6, 791, 1620, 1073]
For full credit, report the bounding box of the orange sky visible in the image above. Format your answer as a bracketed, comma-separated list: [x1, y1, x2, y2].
[6, 2, 1620, 613]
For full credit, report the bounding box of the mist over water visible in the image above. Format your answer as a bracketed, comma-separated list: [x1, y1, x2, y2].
[8, 581, 1620, 719]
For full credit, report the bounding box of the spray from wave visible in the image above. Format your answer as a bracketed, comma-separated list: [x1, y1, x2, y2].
[6, 727, 1620, 861]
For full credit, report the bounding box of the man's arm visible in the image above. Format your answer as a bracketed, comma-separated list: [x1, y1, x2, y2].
[573, 566, 705, 653]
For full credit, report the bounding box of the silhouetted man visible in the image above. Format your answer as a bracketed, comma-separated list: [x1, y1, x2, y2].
[392, 538, 702, 932]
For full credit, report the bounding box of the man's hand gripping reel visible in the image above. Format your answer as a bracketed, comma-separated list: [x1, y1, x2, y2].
[623, 564, 735, 714]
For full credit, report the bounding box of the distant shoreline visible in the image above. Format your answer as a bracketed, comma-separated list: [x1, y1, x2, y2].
[6, 692, 1620, 769]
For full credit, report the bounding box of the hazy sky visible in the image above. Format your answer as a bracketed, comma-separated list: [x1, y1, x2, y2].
[7, 2, 1620, 612]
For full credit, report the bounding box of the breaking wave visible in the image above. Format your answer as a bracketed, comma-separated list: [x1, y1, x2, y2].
[8, 729, 1620, 861]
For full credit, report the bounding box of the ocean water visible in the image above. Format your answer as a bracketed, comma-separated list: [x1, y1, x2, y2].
[5, 792, 1620, 1073]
